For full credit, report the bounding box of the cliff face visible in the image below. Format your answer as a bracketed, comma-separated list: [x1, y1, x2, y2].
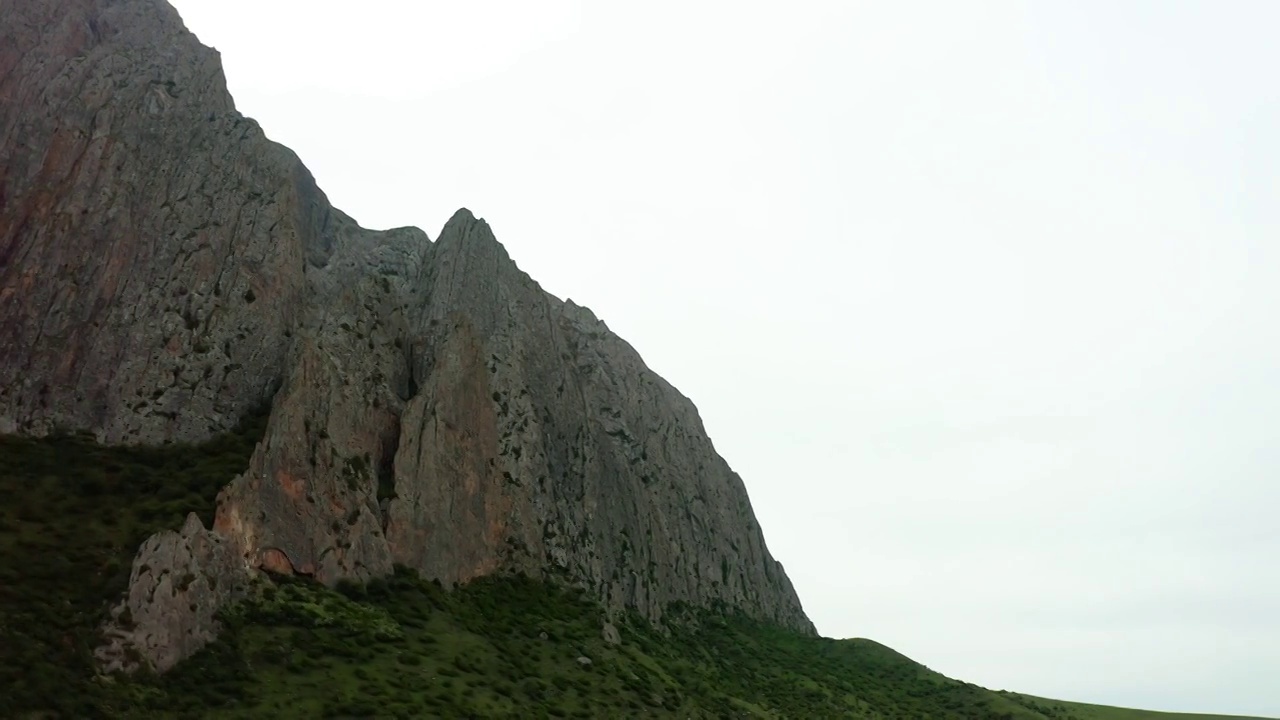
[1, 0, 813, 672]
[0, 0, 336, 444]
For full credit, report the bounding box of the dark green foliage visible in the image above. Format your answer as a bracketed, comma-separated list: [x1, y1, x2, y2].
[0, 406, 269, 718]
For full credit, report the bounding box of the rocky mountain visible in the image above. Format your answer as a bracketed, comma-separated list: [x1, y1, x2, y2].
[0, 0, 813, 672]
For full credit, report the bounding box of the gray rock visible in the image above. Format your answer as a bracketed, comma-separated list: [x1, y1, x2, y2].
[212, 222, 428, 584]
[95, 513, 251, 673]
[381, 212, 813, 635]
[602, 621, 621, 645]
[576, 656, 593, 667]
[0, 0, 323, 444]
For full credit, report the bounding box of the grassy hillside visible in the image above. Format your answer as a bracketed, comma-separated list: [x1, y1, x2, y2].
[1001, 694, 1271, 720]
[99, 570, 1052, 719]
[0, 409, 270, 718]
[0, 425, 1271, 719]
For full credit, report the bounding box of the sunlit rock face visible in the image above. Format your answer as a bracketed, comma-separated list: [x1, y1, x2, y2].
[0, 0, 813, 672]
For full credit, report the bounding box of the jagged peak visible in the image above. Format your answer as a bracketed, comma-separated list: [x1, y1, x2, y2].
[430, 207, 520, 279]
[447, 207, 479, 224]
[436, 207, 497, 248]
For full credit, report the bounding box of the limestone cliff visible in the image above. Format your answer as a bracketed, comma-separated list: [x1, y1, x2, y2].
[0, 0, 332, 444]
[0, 0, 813, 671]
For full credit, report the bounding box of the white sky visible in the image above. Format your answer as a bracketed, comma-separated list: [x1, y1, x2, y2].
[166, 1, 1279, 715]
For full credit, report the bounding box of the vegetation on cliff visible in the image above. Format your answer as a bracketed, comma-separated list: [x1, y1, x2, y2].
[0, 409, 268, 717]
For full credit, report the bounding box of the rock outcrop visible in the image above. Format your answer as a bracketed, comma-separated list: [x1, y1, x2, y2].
[0, 0, 814, 671]
[96, 513, 252, 673]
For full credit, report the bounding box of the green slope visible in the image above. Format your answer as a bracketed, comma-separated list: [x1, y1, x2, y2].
[0, 426, 1270, 719]
[99, 570, 1052, 719]
[0, 408, 270, 718]
[1000, 694, 1272, 720]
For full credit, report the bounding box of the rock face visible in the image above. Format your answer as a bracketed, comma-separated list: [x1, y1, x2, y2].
[0, 0, 327, 443]
[0, 0, 814, 670]
[96, 513, 252, 673]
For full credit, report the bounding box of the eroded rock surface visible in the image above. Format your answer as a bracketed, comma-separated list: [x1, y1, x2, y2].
[96, 513, 251, 673]
[0, 0, 326, 443]
[381, 213, 813, 631]
[2, 0, 814, 672]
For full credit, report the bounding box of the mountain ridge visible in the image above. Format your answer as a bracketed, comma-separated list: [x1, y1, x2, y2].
[0, 0, 812, 675]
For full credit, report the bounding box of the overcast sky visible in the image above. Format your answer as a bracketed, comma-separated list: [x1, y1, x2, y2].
[167, 1, 1279, 715]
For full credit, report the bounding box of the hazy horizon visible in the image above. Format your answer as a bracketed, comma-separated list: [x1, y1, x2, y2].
[166, 1, 1279, 715]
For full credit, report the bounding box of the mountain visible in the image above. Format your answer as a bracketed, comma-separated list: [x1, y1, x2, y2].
[1, 2, 1273, 719]
[0, 0, 810, 675]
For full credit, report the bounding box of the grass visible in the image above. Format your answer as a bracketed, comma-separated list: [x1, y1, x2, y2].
[1001, 694, 1272, 720]
[1, 423, 1274, 719]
